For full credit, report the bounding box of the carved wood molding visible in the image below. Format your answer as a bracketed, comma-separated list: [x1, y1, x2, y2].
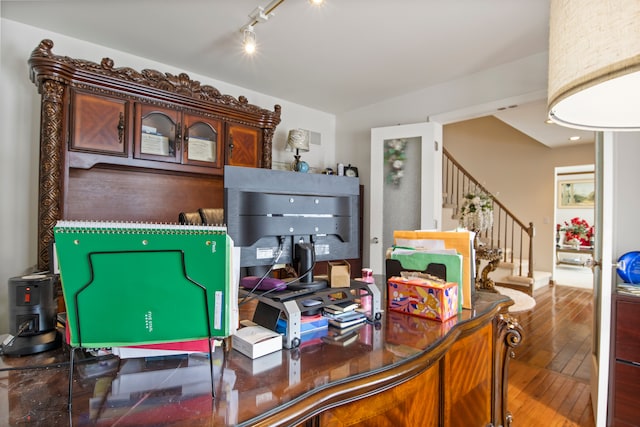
[37, 80, 65, 270]
[29, 39, 282, 122]
[494, 313, 524, 427]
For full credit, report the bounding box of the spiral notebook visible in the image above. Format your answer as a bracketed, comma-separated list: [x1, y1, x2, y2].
[54, 220, 233, 348]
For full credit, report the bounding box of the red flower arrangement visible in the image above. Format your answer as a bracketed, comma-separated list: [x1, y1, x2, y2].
[559, 217, 594, 246]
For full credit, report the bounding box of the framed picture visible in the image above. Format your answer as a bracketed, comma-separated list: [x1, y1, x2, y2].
[558, 179, 595, 208]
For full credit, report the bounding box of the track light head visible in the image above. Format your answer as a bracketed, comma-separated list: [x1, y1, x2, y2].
[243, 26, 257, 54]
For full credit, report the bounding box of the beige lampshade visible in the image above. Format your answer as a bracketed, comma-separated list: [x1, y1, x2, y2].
[547, 0, 640, 130]
[287, 129, 310, 152]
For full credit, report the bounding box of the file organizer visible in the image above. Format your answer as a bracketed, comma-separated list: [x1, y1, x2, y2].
[54, 220, 232, 407]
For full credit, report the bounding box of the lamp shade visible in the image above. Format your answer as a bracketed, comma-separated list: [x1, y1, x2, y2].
[287, 129, 310, 152]
[547, 0, 640, 130]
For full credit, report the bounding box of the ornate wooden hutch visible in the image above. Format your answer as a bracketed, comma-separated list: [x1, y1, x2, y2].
[28, 39, 281, 271]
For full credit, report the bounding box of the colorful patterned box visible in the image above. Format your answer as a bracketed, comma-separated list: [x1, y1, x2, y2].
[387, 276, 458, 322]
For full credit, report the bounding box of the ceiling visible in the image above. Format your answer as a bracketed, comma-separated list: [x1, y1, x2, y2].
[1, 0, 594, 147]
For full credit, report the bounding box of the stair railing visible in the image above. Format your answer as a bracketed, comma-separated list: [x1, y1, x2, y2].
[443, 147, 534, 281]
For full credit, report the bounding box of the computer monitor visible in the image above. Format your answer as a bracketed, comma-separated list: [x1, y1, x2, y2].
[224, 165, 360, 289]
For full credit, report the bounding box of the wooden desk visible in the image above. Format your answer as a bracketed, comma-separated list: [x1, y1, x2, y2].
[1, 292, 521, 427]
[556, 245, 593, 266]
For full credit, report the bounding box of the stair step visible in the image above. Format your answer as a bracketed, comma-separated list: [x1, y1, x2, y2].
[494, 270, 551, 295]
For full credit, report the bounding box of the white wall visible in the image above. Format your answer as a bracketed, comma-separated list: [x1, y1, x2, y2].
[335, 52, 550, 267]
[0, 18, 336, 333]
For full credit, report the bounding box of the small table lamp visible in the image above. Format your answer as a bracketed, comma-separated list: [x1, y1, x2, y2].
[287, 129, 310, 172]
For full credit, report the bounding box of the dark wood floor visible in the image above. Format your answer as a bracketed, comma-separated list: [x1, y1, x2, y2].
[508, 285, 596, 426]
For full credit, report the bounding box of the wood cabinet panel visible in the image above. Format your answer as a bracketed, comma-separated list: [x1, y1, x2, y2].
[611, 294, 640, 425]
[615, 299, 640, 363]
[66, 167, 223, 223]
[319, 362, 440, 426]
[314, 321, 505, 427]
[614, 361, 640, 426]
[444, 323, 492, 426]
[227, 123, 261, 167]
[70, 90, 128, 155]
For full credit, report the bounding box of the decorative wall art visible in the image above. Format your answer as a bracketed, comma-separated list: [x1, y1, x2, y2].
[558, 179, 595, 208]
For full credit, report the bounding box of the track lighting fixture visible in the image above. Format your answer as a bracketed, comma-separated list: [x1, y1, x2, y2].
[242, 26, 257, 55]
[239, 0, 324, 55]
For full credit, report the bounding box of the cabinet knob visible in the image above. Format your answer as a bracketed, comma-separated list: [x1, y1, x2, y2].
[228, 134, 234, 158]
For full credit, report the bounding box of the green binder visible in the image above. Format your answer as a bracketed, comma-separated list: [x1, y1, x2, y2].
[54, 221, 232, 348]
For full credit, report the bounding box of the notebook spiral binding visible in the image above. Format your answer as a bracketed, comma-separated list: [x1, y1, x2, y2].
[54, 220, 227, 234]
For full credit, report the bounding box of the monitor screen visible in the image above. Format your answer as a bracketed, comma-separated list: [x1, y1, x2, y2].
[224, 165, 360, 282]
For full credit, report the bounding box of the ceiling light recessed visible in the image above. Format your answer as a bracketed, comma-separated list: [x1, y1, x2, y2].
[569, 136, 581, 141]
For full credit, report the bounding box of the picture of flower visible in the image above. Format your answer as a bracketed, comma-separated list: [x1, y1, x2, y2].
[559, 217, 594, 247]
[459, 191, 494, 232]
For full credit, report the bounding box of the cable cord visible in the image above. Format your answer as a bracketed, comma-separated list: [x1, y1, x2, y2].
[0, 320, 32, 356]
[238, 236, 286, 306]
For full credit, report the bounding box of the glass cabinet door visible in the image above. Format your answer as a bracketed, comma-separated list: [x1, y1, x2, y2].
[183, 114, 223, 168]
[135, 104, 180, 163]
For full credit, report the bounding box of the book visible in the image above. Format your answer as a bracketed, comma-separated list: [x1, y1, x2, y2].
[323, 301, 359, 314]
[53, 220, 234, 348]
[323, 310, 366, 322]
[325, 320, 365, 337]
[327, 311, 367, 329]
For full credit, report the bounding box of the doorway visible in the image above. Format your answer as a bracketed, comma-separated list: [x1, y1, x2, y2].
[369, 122, 442, 275]
[553, 165, 595, 289]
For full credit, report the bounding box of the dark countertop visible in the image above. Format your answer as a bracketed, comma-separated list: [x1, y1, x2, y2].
[0, 290, 510, 426]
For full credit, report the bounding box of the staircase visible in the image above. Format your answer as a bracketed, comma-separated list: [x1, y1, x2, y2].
[442, 148, 550, 295]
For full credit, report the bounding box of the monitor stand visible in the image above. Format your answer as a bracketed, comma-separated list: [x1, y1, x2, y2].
[287, 242, 328, 291]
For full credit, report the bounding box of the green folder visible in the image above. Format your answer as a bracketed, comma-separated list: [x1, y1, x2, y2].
[54, 221, 231, 347]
